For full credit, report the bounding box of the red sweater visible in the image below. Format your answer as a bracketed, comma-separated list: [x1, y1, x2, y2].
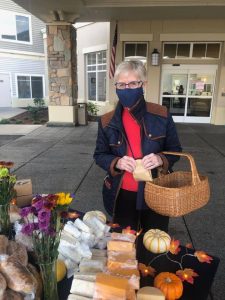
[121, 108, 142, 192]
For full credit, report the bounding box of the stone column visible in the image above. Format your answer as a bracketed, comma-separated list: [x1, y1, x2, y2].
[47, 22, 78, 126]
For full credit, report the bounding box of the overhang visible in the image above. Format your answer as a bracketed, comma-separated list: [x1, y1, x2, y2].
[13, 0, 225, 23]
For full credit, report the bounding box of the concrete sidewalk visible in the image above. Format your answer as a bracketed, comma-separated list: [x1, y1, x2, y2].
[0, 122, 224, 299]
[0, 107, 26, 121]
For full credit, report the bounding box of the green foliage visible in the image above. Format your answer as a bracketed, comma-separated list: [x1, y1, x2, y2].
[16, 120, 23, 124]
[0, 119, 10, 124]
[87, 102, 99, 116]
[27, 98, 46, 121]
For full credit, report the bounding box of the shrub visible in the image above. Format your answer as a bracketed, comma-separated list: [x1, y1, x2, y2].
[27, 98, 46, 121]
[87, 102, 99, 116]
[0, 119, 10, 124]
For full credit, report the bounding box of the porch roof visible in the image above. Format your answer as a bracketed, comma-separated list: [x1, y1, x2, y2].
[13, 0, 225, 23]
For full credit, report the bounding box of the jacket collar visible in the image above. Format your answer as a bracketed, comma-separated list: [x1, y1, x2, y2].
[110, 96, 146, 129]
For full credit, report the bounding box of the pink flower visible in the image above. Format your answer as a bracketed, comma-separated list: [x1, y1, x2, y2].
[38, 209, 51, 222]
[20, 206, 33, 217]
[32, 199, 44, 211]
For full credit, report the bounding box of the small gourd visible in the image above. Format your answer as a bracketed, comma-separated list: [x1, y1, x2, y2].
[83, 210, 106, 224]
[56, 260, 67, 282]
[143, 229, 171, 253]
[154, 272, 183, 300]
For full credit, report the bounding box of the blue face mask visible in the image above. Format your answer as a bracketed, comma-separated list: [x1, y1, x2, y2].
[116, 87, 144, 108]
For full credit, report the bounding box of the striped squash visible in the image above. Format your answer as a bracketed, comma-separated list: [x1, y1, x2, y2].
[143, 229, 171, 254]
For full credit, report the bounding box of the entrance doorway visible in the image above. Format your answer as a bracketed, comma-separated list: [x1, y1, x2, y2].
[161, 65, 217, 123]
[0, 73, 11, 107]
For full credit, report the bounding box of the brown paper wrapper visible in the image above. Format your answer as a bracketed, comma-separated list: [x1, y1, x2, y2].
[133, 159, 152, 182]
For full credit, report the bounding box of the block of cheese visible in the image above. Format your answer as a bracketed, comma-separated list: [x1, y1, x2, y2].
[94, 273, 129, 300]
[111, 232, 136, 243]
[79, 258, 106, 273]
[107, 240, 135, 252]
[108, 269, 140, 290]
[137, 287, 165, 300]
[73, 271, 97, 282]
[91, 248, 107, 257]
[108, 249, 136, 261]
[107, 259, 138, 271]
[68, 294, 92, 300]
[127, 288, 137, 300]
[70, 279, 95, 298]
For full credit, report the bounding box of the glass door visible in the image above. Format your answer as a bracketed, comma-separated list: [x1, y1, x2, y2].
[161, 65, 217, 123]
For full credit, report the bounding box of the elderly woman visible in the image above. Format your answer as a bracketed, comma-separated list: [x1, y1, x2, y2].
[93, 60, 182, 233]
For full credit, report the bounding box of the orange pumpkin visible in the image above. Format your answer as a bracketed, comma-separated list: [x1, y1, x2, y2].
[154, 272, 183, 300]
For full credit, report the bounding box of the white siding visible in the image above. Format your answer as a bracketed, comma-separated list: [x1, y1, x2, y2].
[0, 0, 45, 53]
[0, 56, 46, 96]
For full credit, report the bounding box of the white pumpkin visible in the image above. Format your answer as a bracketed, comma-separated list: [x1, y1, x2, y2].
[83, 210, 106, 224]
[143, 229, 171, 254]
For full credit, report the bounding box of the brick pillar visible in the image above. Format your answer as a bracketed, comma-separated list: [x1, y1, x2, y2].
[47, 23, 78, 126]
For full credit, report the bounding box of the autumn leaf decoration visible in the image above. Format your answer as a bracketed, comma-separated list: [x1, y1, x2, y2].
[143, 234, 213, 285]
[138, 263, 156, 277]
[122, 226, 136, 235]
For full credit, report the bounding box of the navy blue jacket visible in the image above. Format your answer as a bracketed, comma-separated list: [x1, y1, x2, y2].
[93, 97, 182, 217]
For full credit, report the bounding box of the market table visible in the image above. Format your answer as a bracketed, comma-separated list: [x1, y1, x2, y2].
[58, 233, 219, 300]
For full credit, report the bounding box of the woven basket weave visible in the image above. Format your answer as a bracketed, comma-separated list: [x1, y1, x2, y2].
[144, 151, 210, 217]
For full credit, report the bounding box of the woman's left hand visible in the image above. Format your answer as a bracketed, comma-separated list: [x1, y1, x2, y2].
[142, 153, 163, 170]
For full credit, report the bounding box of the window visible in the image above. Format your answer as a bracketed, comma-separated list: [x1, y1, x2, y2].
[0, 10, 31, 43]
[124, 42, 148, 63]
[86, 51, 106, 102]
[17, 75, 44, 98]
[163, 42, 220, 59]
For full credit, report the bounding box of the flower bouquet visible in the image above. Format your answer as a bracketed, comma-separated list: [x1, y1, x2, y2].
[20, 192, 74, 300]
[0, 162, 16, 235]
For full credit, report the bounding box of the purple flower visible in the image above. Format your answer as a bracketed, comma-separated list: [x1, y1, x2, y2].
[32, 200, 44, 211]
[38, 219, 50, 231]
[38, 209, 51, 222]
[21, 223, 35, 236]
[20, 206, 33, 218]
[46, 227, 56, 236]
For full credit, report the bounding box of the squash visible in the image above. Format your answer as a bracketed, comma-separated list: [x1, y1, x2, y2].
[154, 272, 183, 300]
[83, 210, 106, 224]
[143, 229, 171, 253]
[56, 260, 67, 282]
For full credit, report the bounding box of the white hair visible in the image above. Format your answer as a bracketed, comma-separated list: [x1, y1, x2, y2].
[114, 60, 147, 82]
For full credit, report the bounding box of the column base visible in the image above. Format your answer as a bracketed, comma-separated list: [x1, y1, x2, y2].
[48, 105, 78, 126]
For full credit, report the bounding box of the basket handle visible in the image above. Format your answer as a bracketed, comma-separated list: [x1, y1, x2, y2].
[162, 151, 201, 185]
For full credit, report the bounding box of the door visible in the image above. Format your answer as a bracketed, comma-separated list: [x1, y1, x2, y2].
[0, 73, 11, 107]
[161, 65, 217, 123]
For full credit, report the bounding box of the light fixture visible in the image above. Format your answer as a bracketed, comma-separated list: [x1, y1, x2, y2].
[151, 48, 160, 66]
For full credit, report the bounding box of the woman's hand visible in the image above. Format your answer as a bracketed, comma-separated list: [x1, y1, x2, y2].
[142, 153, 163, 170]
[116, 156, 136, 173]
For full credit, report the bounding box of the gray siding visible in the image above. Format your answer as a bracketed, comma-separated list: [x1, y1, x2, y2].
[0, 0, 45, 53]
[0, 57, 46, 96]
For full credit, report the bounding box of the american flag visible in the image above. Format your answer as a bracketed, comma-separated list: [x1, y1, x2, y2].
[109, 23, 118, 79]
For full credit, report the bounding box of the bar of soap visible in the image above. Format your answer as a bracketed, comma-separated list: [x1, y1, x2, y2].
[107, 259, 138, 271]
[108, 249, 136, 261]
[91, 248, 107, 257]
[68, 295, 92, 300]
[107, 240, 135, 252]
[70, 279, 95, 298]
[73, 271, 97, 282]
[94, 273, 129, 300]
[111, 232, 136, 243]
[79, 258, 106, 273]
[137, 287, 165, 300]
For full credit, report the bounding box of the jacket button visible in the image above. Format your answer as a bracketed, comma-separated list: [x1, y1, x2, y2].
[118, 141, 121, 144]
[148, 134, 152, 137]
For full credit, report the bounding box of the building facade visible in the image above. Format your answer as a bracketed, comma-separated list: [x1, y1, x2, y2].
[0, 0, 47, 108]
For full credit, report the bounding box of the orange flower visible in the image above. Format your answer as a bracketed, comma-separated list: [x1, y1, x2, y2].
[169, 239, 181, 255]
[138, 263, 156, 277]
[176, 268, 198, 284]
[122, 226, 136, 235]
[194, 251, 213, 264]
[186, 243, 194, 249]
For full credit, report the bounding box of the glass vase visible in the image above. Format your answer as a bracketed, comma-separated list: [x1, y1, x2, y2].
[39, 260, 59, 300]
[0, 203, 10, 236]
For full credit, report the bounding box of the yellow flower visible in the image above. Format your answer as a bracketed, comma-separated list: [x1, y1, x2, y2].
[56, 193, 73, 206]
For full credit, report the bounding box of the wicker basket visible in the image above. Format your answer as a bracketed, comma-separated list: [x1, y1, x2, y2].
[144, 151, 210, 217]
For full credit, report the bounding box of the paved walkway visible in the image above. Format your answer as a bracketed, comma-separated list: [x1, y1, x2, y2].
[0, 107, 26, 121]
[0, 122, 224, 300]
